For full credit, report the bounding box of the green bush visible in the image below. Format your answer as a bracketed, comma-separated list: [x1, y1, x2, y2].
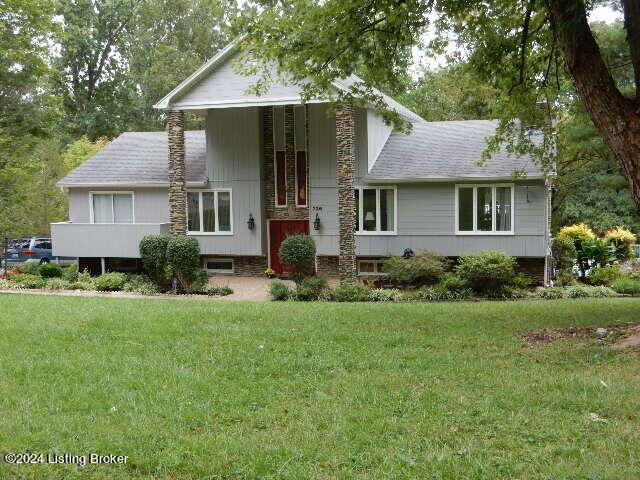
[417, 285, 473, 301]
[0, 279, 15, 290]
[45, 278, 72, 290]
[439, 272, 468, 292]
[293, 275, 328, 301]
[123, 274, 159, 295]
[511, 273, 532, 289]
[484, 287, 529, 300]
[93, 272, 127, 291]
[551, 236, 577, 271]
[555, 268, 577, 286]
[333, 282, 370, 302]
[184, 269, 209, 294]
[15, 262, 41, 275]
[577, 238, 616, 274]
[587, 265, 623, 286]
[455, 251, 516, 293]
[166, 235, 201, 290]
[278, 235, 316, 282]
[368, 288, 403, 302]
[565, 285, 617, 298]
[139, 234, 172, 285]
[12, 273, 46, 289]
[206, 285, 234, 296]
[610, 278, 640, 295]
[383, 252, 447, 286]
[269, 280, 292, 301]
[62, 263, 79, 282]
[39, 262, 62, 278]
[534, 287, 565, 300]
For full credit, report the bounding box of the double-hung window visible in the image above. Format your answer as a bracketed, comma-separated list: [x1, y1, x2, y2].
[187, 190, 232, 234]
[456, 184, 514, 234]
[91, 192, 134, 223]
[354, 186, 396, 234]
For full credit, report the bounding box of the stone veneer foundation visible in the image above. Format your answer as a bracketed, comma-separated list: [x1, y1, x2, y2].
[207, 256, 268, 276]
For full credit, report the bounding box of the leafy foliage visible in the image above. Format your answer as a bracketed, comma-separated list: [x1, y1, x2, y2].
[455, 251, 517, 293]
[93, 272, 127, 291]
[11, 273, 47, 289]
[383, 252, 447, 286]
[166, 235, 201, 290]
[278, 235, 316, 282]
[551, 236, 577, 271]
[268, 280, 291, 301]
[604, 227, 637, 261]
[39, 262, 63, 278]
[292, 275, 328, 301]
[610, 278, 640, 295]
[587, 266, 623, 286]
[333, 282, 370, 302]
[139, 234, 172, 285]
[206, 285, 234, 297]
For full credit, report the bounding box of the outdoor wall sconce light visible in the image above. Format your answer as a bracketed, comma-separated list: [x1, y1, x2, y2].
[247, 213, 255, 230]
[313, 213, 321, 231]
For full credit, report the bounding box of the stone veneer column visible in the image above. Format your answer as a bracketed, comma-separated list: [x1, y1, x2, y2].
[167, 109, 187, 235]
[335, 105, 356, 281]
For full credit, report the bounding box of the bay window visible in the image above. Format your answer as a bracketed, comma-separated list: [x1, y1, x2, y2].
[456, 184, 513, 234]
[187, 190, 232, 234]
[90, 192, 134, 223]
[354, 186, 396, 234]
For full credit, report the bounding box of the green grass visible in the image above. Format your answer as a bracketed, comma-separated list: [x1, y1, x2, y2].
[0, 295, 639, 479]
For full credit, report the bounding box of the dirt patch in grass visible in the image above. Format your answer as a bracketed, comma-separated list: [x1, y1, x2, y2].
[523, 322, 640, 349]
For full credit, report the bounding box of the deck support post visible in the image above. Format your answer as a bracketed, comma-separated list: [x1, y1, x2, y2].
[336, 105, 357, 282]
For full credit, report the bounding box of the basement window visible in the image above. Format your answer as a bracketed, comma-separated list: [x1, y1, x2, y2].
[205, 258, 234, 274]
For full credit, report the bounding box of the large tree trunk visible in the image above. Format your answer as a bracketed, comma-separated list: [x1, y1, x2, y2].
[547, 0, 640, 209]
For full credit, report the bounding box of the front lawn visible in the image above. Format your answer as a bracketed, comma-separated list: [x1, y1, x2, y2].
[0, 295, 639, 479]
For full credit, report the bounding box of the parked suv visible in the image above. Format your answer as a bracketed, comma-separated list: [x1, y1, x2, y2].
[2, 237, 75, 265]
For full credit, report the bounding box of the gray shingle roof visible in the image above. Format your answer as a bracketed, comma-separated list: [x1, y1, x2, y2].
[58, 131, 207, 187]
[368, 120, 544, 181]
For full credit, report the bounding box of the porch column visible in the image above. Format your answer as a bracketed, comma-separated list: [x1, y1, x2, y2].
[336, 105, 357, 281]
[167, 109, 187, 235]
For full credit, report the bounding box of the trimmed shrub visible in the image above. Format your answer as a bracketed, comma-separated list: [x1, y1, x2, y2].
[62, 263, 79, 282]
[610, 277, 640, 295]
[39, 262, 62, 278]
[293, 275, 328, 301]
[279, 234, 316, 282]
[333, 282, 370, 302]
[552, 236, 577, 271]
[383, 252, 447, 286]
[269, 280, 291, 301]
[534, 287, 564, 300]
[12, 273, 46, 289]
[368, 288, 403, 302]
[15, 262, 41, 275]
[139, 234, 172, 285]
[587, 265, 623, 286]
[604, 227, 637, 261]
[455, 251, 516, 293]
[166, 235, 201, 290]
[206, 285, 234, 296]
[93, 272, 127, 291]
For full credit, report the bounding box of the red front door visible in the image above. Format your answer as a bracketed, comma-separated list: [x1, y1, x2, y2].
[269, 220, 310, 274]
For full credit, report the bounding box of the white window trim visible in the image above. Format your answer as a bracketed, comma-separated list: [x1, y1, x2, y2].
[355, 185, 398, 236]
[204, 257, 234, 274]
[89, 191, 135, 224]
[357, 259, 386, 276]
[454, 183, 515, 235]
[187, 189, 233, 236]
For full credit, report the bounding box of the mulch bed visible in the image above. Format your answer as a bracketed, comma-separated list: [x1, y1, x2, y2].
[523, 322, 640, 349]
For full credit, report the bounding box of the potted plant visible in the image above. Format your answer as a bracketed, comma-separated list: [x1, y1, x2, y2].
[264, 268, 276, 279]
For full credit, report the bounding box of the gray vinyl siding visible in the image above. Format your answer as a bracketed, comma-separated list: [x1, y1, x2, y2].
[172, 53, 303, 108]
[193, 107, 264, 256]
[312, 177, 548, 258]
[67, 187, 169, 224]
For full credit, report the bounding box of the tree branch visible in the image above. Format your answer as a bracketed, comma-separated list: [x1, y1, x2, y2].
[510, 0, 535, 93]
[621, 0, 640, 99]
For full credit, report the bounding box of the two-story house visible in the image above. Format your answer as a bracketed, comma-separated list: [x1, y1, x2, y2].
[52, 42, 551, 283]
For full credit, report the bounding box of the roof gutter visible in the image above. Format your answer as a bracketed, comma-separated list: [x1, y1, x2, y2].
[56, 181, 209, 188]
[364, 175, 546, 183]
